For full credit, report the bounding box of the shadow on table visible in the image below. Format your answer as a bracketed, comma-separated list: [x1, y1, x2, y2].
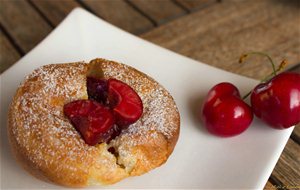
[274, 0, 300, 8]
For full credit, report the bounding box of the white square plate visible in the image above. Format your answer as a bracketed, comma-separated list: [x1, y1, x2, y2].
[0, 8, 293, 189]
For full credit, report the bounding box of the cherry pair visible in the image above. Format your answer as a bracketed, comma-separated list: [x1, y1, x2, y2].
[202, 53, 300, 137]
[64, 77, 143, 145]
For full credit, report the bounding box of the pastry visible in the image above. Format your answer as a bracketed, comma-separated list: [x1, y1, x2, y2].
[8, 58, 180, 187]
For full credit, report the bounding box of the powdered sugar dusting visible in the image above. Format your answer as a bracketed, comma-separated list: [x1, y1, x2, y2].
[9, 60, 180, 185]
[10, 63, 99, 178]
[99, 60, 179, 146]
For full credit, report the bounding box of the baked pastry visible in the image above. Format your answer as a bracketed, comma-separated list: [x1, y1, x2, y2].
[8, 58, 180, 187]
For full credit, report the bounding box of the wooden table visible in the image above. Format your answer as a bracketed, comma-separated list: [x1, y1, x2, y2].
[1, 0, 299, 189]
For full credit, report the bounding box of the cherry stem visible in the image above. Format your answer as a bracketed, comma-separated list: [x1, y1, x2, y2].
[242, 91, 252, 100]
[260, 64, 283, 82]
[239, 51, 277, 76]
[240, 52, 288, 100]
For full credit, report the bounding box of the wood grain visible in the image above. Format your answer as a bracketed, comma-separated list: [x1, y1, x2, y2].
[291, 125, 300, 145]
[82, 0, 154, 34]
[264, 181, 276, 190]
[271, 139, 300, 187]
[0, 0, 299, 188]
[0, 29, 20, 73]
[142, 0, 300, 80]
[175, 0, 217, 11]
[129, 0, 187, 25]
[30, 0, 80, 27]
[0, 0, 52, 53]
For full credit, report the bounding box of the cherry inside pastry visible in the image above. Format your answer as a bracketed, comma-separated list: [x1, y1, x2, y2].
[8, 58, 180, 187]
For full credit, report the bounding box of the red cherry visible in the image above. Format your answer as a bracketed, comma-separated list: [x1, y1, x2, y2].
[108, 79, 143, 126]
[202, 82, 253, 137]
[64, 100, 114, 145]
[87, 77, 108, 104]
[251, 72, 300, 129]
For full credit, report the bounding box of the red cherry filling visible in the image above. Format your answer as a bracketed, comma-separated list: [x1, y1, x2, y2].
[64, 100, 114, 145]
[108, 79, 143, 127]
[87, 77, 108, 104]
[64, 77, 143, 146]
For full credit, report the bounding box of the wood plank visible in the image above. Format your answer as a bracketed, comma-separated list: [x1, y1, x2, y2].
[0, 0, 52, 53]
[264, 181, 276, 190]
[129, 0, 187, 25]
[142, 0, 300, 80]
[0, 29, 21, 73]
[175, 0, 217, 11]
[0, 0, 298, 188]
[271, 139, 300, 187]
[81, 0, 154, 34]
[30, 0, 81, 27]
[291, 124, 300, 145]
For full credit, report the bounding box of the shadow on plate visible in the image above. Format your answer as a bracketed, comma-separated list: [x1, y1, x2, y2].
[187, 95, 210, 136]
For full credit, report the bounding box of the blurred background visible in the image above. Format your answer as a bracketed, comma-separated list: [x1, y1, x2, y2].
[0, 0, 299, 189]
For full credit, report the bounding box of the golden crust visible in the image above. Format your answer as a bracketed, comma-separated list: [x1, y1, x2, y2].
[8, 59, 180, 187]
